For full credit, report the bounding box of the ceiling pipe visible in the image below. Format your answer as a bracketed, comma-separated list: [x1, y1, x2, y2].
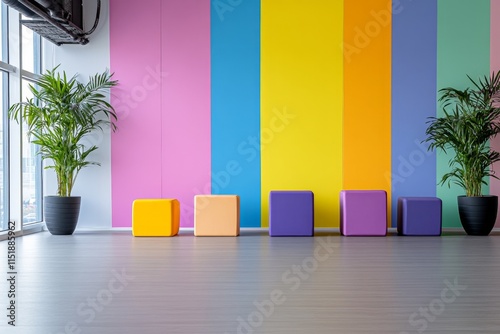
[2, 0, 38, 18]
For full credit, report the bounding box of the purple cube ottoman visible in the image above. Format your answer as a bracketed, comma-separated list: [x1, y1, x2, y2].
[269, 191, 314, 236]
[397, 197, 442, 236]
[340, 190, 387, 236]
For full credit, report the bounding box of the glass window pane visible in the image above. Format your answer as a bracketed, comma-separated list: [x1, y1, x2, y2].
[0, 2, 6, 62]
[0, 4, 7, 63]
[1, 4, 44, 233]
[21, 24, 35, 72]
[22, 79, 42, 225]
[0, 71, 7, 231]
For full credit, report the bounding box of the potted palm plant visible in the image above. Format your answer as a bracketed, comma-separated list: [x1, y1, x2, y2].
[424, 71, 500, 235]
[9, 67, 118, 235]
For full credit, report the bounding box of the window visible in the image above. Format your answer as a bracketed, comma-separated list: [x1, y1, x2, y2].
[21, 79, 42, 225]
[0, 71, 7, 231]
[0, 3, 5, 62]
[0, 4, 42, 234]
[0, 3, 8, 232]
[20, 16, 42, 227]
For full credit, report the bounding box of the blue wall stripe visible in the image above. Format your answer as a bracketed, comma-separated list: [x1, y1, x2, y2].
[391, 0, 438, 225]
[211, 1, 261, 227]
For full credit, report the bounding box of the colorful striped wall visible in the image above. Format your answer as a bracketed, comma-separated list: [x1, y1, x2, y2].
[110, 0, 500, 228]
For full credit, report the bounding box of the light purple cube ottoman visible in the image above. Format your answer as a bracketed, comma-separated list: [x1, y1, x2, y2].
[340, 190, 387, 236]
[269, 191, 314, 236]
[397, 197, 442, 236]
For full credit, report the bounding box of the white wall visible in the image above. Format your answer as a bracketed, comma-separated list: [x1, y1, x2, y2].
[43, 0, 112, 229]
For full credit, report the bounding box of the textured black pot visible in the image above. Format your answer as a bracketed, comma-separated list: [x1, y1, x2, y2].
[457, 195, 498, 236]
[44, 196, 81, 235]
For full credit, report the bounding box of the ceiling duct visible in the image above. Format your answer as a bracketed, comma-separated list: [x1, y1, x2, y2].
[2, 0, 101, 46]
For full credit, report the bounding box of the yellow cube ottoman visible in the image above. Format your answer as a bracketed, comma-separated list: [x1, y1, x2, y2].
[132, 199, 180, 237]
[194, 195, 240, 236]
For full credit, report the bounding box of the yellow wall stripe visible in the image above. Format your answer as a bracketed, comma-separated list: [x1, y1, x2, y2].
[343, 0, 392, 224]
[261, 0, 343, 227]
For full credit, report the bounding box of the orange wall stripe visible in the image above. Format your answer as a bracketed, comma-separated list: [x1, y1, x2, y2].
[343, 0, 392, 224]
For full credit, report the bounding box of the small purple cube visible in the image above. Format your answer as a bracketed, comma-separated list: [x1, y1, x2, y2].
[269, 191, 314, 237]
[397, 197, 442, 236]
[340, 190, 387, 236]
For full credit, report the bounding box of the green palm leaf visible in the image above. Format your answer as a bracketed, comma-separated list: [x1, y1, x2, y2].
[8, 66, 118, 197]
[424, 71, 500, 197]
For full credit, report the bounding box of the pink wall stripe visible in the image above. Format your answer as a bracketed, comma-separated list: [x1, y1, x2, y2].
[161, 0, 211, 227]
[491, 0, 500, 226]
[110, 0, 163, 227]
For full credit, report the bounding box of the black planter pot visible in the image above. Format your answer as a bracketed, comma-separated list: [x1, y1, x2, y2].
[457, 195, 498, 236]
[44, 196, 81, 235]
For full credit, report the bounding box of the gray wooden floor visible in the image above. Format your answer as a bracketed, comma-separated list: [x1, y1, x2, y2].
[1, 230, 500, 334]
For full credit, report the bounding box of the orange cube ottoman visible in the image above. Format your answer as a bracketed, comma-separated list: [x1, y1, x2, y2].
[194, 195, 240, 236]
[132, 199, 180, 237]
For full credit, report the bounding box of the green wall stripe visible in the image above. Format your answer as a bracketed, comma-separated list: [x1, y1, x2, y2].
[437, 0, 491, 227]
